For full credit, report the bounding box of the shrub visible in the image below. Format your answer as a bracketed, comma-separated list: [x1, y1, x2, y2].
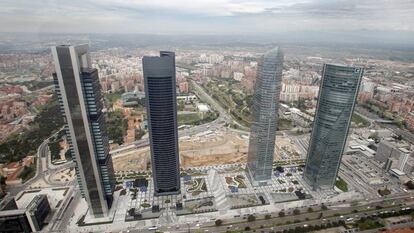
[215, 219, 223, 226]
[248, 215, 256, 222]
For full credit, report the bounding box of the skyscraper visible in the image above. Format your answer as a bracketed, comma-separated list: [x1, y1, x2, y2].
[246, 47, 283, 186]
[52, 44, 115, 218]
[304, 64, 363, 190]
[143, 51, 181, 196]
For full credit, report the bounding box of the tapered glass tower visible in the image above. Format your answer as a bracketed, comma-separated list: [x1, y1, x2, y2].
[143, 51, 181, 196]
[246, 47, 283, 186]
[52, 44, 115, 217]
[304, 64, 363, 190]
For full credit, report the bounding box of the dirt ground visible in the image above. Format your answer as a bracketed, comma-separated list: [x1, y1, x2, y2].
[112, 132, 249, 171]
[112, 148, 151, 171]
[112, 131, 303, 171]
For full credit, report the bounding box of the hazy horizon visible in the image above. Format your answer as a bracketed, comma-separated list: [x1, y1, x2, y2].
[1, 0, 414, 40]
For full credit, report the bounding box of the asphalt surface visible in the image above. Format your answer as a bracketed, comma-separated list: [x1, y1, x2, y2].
[130, 193, 414, 233]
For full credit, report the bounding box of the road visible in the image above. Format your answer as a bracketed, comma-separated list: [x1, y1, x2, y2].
[355, 106, 414, 144]
[112, 81, 236, 155]
[191, 80, 249, 131]
[126, 193, 414, 233]
[5, 131, 74, 196]
[381, 123, 414, 145]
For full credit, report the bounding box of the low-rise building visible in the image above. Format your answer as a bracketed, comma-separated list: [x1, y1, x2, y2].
[0, 195, 50, 233]
[405, 112, 414, 131]
[374, 138, 410, 163]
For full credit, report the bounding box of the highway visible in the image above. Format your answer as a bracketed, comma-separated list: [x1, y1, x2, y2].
[126, 193, 414, 233]
[111, 80, 237, 156]
[191, 80, 249, 131]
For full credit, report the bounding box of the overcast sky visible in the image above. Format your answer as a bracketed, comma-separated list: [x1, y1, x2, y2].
[1, 0, 413, 35]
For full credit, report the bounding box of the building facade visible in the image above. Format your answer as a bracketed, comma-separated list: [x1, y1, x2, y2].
[0, 195, 50, 233]
[52, 45, 115, 217]
[304, 64, 363, 190]
[143, 51, 181, 195]
[246, 47, 283, 186]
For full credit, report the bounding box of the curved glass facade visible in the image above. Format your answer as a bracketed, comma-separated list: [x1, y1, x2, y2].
[246, 47, 283, 186]
[143, 51, 180, 196]
[304, 64, 363, 190]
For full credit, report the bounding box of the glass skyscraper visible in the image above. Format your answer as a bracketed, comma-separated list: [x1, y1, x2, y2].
[304, 64, 363, 190]
[52, 44, 115, 218]
[246, 47, 283, 186]
[143, 51, 181, 196]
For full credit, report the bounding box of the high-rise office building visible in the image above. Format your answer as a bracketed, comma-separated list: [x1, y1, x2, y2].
[143, 51, 181, 196]
[246, 47, 283, 186]
[304, 64, 363, 190]
[52, 44, 115, 217]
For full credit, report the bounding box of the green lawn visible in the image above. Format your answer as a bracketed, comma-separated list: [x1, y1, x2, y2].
[352, 113, 370, 127]
[357, 219, 384, 230]
[178, 112, 218, 126]
[335, 177, 348, 192]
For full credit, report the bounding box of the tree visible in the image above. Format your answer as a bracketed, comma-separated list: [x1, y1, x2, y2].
[275, 166, 284, 173]
[215, 219, 223, 226]
[405, 181, 414, 190]
[293, 209, 301, 215]
[0, 95, 63, 164]
[0, 175, 5, 185]
[247, 215, 256, 222]
[265, 214, 271, 220]
[278, 211, 285, 217]
[106, 110, 128, 145]
[19, 166, 34, 181]
[321, 204, 328, 211]
[244, 226, 251, 231]
[307, 207, 313, 213]
[368, 132, 380, 142]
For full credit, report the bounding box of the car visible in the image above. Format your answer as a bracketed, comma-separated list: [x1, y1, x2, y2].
[148, 226, 158, 231]
[303, 224, 308, 227]
[346, 218, 354, 222]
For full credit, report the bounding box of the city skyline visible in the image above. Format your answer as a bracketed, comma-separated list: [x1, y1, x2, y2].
[2, 36, 414, 232]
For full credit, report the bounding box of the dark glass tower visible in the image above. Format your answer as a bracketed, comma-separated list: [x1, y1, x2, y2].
[304, 64, 363, 190]
[52, 44, 115, 217]
[246, 47, 283, 186]
[143, 51, 180, 196]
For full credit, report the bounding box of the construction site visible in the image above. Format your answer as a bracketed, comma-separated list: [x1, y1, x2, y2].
[112, 129, 304, 172]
